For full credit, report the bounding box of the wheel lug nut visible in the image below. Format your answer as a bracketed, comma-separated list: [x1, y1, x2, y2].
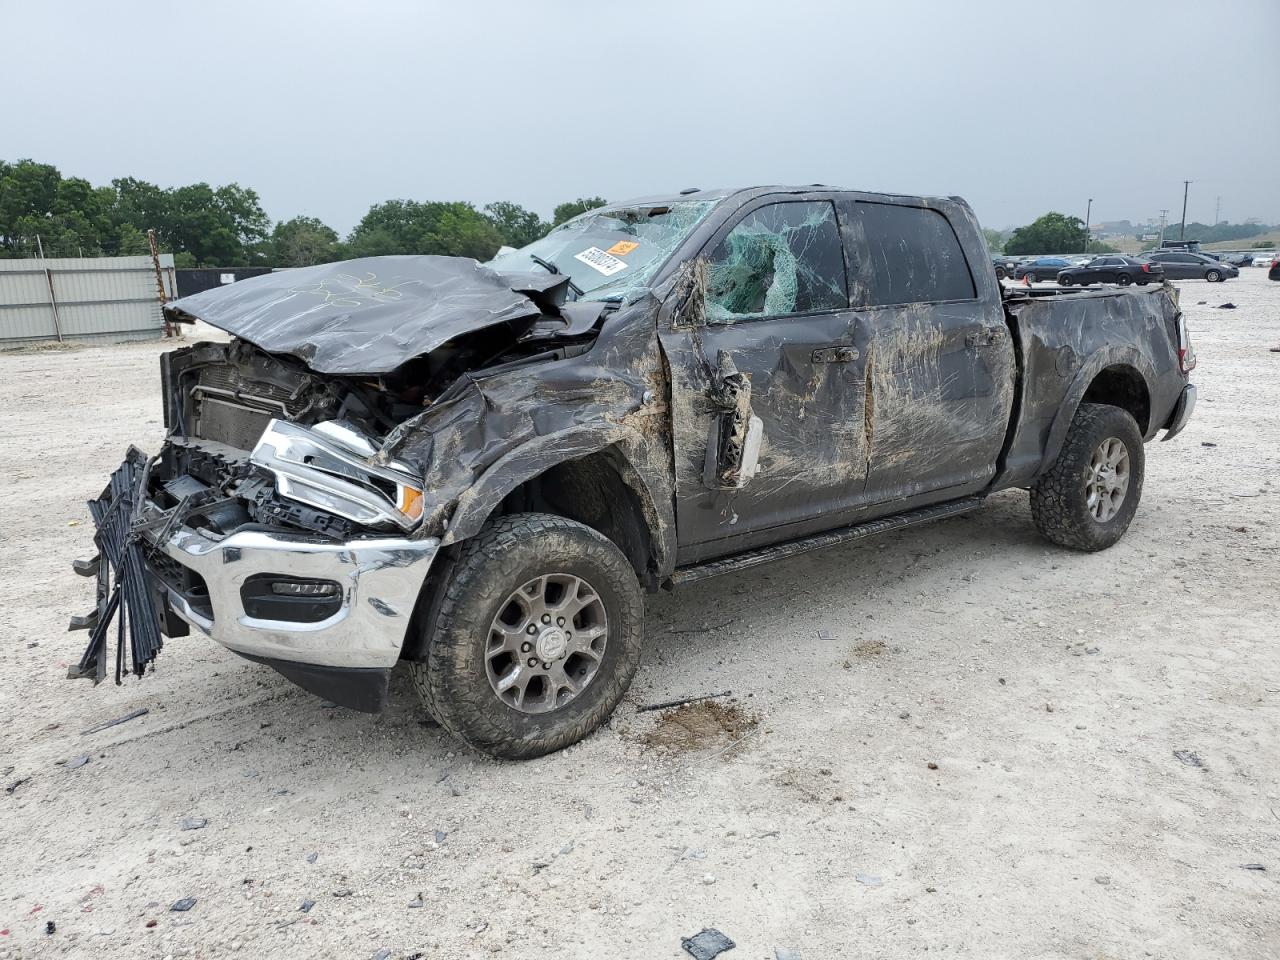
[521, 642, 532, 653]
[541, 614, 551, 624]
[557, 617, 565, 627]
[542, 662, 552, 670]
[527, 657, 538, 668]
[526, 625, 537, 634]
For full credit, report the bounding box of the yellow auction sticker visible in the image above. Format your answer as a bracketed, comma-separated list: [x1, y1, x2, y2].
[606, 240, 640, 257]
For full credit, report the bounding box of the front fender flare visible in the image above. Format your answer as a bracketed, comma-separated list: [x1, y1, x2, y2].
[440, 423, 677, 578]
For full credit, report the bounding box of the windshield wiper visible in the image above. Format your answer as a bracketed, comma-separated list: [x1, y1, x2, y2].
[529, 255, 583, 297]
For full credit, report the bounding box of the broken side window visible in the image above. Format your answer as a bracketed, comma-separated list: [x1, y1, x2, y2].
[704, 201, 848, 322]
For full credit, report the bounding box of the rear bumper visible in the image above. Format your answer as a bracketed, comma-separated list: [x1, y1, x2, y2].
[1162, 383, 1197, 441]
[148, 516, 439, 672]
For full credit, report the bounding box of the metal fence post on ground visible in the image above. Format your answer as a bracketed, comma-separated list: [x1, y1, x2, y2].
[147, 228, 176, 338]
[36, 233, 65, 343]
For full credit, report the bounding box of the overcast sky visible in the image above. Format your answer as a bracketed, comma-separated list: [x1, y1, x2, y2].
[6, 0, 1279, 233]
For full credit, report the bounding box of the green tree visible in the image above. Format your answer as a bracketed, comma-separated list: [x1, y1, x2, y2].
[483, 201, 548, 248]
[1003, 212, 1089, 256]
[346, 200, 504, 260]
[0, 159, 64, 256]
[271, 215, 342, 266]
[982, 228, 1005, 254]
[552, 196, 607, 227]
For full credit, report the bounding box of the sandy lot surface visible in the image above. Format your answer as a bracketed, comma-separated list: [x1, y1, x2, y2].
[2, 275, 1277, 959]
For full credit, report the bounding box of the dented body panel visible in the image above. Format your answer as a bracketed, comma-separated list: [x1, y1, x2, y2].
[69, 185, 1194, 712]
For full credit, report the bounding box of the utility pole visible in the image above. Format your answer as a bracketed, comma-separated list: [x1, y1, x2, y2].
[1180, 180, 1191, 240]
[1084, 198, 1093, 255]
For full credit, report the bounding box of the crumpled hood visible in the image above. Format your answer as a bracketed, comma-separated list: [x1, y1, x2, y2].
[163, 255, 574, 375]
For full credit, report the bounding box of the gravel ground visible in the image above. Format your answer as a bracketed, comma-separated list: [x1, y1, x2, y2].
[1, 274, 1277, 959]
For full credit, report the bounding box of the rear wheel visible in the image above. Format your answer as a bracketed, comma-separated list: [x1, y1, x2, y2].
[1030, 403, 1145, 551]
[1116, 273, 1132, 286]
[1206, 269, 1222, 282]
[1025, 272, 1038, 283]
[411, 513, 644, 759]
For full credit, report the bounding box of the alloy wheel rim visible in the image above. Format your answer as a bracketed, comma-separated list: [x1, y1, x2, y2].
[1086, 437, 1130, 523]
[485, 573, 608, 714]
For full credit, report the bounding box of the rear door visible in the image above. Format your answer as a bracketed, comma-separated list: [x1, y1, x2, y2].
[1094, 257, 1120, 281]
[838, 198, 1016, 502]
[659, 195, 869, 559]
[1156, 253, 1195, 278]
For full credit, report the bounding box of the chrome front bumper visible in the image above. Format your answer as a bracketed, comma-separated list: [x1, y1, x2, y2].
[149, 521, 439, 670]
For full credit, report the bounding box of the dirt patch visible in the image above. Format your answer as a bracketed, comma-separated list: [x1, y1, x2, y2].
[852, 639, 887, 657]
[640, 700, 757, 752]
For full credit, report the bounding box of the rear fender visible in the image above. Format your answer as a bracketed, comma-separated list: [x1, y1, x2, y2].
[1041, 347, 1157, 473]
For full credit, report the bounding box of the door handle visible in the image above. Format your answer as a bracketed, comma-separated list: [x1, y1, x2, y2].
[811, 346, 859, 363]
[965, 329, 1001, 349]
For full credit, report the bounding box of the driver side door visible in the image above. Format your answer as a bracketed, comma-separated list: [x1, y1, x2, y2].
[657, 196, 870, 564]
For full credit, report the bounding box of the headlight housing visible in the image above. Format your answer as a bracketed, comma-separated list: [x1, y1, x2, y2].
[250, 419, 425, 531]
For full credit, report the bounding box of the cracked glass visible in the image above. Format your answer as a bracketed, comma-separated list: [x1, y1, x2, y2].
[704, 201, 848, 322]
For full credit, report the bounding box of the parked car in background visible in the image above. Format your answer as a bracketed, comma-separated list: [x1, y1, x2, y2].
[1056, 256, 1164, 286]
[1146, 251, 1238, 282]
[992, 255, 1018, 280]
[1269, 256, 1280, 281]
[1215, 253, 1252, 267]
[1014, 257, 1073, 282]
[1253, 252, 1277, 267]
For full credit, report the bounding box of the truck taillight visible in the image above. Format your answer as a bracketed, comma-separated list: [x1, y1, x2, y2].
[1176, 312, 1196, 373]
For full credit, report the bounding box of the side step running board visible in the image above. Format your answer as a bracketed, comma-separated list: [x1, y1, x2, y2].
[669, 497, 984, 586]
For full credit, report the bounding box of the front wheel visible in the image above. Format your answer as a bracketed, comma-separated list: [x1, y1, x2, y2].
[1206, 269, 1222, 282]
[1025, 272, 1038, 283]
[1058, 274, 1072, 286]
[411, 513, 644, 759]
[1030, 403, 1145, 551]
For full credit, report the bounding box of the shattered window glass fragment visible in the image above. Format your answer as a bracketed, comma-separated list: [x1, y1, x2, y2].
[704, 201, 847, 322]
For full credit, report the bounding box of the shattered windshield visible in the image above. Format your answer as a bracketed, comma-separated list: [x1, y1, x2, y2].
[488, 200, 718, 300]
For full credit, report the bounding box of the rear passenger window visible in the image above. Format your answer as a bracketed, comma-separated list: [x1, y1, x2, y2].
[704, 201, 847, 321]
[849, 202, 976, 306]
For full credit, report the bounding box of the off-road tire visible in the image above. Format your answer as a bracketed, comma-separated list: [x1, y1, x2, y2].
[411, 513, 644, 760]
[1030, 403, 1145, 552]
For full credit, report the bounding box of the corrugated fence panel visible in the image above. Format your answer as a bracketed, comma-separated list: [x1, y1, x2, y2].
[0, 255, 174, 347]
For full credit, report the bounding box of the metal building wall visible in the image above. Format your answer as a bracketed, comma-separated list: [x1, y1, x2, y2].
[0, 255, 177, 347]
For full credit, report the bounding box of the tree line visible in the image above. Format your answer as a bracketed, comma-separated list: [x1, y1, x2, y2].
[0, 159, 606, 267]
[993, 211, 1275, 256]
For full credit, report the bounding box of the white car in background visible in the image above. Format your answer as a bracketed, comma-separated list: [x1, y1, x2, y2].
[1252, 252, 1276, 267]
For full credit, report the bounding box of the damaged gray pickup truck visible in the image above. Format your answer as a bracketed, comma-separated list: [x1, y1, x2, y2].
[70, 186, 1197, 758]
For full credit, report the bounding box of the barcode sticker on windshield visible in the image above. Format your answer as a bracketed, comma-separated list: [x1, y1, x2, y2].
[573, 247, 628, 276]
